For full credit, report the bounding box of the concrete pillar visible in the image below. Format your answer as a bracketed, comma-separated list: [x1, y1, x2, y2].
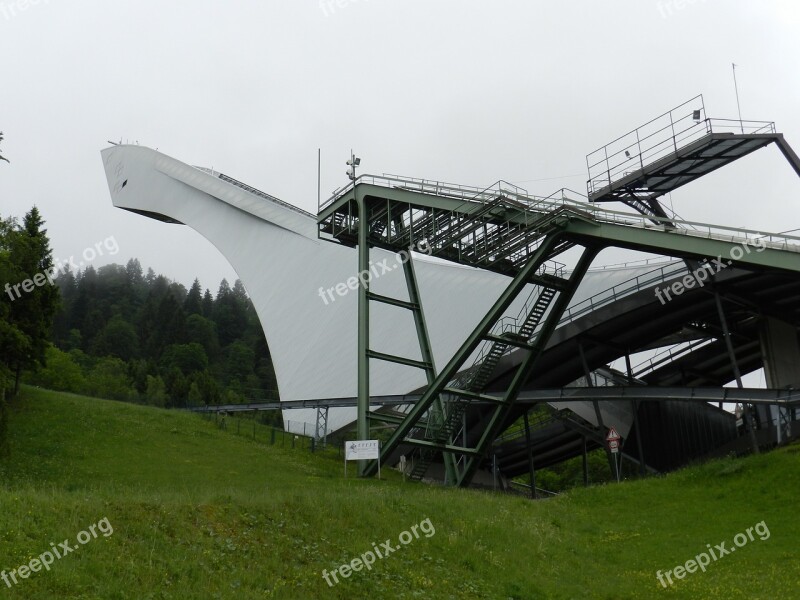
[758, 317, 800, 443]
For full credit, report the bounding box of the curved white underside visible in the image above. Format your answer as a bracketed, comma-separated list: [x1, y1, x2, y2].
[101, 145, 667, 434]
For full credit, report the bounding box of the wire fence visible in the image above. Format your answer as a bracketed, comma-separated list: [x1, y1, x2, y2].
[198, 411, 357, 459]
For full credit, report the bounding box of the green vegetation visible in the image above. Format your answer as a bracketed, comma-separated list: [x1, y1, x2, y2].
[1, 387, 797, 599]
[1, 205, 61, 453]
[25, 261, 280, 416]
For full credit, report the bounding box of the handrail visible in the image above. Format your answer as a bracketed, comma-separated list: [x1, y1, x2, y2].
[589, 256, 678, 271]
[557, 261, 688, 327]
[321, 173, 532, 211]
[463, 260, 688, 384]
[632, 339, 713, 378]
[585, 94, 777, 197]
[320, 172, 800, 253]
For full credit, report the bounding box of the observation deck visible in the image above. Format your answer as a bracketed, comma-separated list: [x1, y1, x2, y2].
[586, 95, 800, 223]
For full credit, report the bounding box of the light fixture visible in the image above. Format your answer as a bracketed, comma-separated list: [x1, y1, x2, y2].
[346, 150, 361, 181]
[693, 109, 702, 121]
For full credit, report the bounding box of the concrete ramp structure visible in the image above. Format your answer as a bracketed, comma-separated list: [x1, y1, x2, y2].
[102, 96, 800, 487]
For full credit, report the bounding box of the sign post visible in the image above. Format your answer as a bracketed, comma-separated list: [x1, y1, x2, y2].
[344, 440, 381, 479]
[606, 427, 622, 483]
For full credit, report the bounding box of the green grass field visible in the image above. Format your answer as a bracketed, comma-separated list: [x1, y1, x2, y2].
[0, 387, 798, 599]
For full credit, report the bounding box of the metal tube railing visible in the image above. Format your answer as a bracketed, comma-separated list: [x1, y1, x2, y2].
[584, 94, 777, 197]
[321, 171, 800, 254]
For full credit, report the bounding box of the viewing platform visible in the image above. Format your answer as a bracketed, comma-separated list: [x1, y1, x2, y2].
[586, 95, 800, 222]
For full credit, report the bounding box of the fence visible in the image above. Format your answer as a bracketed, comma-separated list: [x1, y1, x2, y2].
[198, 411, 361, 459]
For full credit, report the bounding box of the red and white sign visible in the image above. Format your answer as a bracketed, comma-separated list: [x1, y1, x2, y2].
[606, 427, 621, 454]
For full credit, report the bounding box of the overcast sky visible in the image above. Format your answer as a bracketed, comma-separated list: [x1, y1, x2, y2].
[1, 0, 798, 293]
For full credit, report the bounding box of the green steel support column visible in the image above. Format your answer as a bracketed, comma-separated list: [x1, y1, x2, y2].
[402, 256, 436, 384]
[365, 233, 567, 477]
[458, 246, 599, 486]
[357, 190, 371, 475]
[402, 256, 457, 483]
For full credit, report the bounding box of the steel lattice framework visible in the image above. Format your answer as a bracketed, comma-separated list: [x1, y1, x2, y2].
[318, 178, 800, 485]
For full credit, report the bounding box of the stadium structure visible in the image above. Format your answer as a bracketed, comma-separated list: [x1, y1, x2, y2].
[102, 95, 800, 489]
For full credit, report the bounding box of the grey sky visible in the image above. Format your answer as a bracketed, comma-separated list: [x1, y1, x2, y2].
[1, 0, 798, 292]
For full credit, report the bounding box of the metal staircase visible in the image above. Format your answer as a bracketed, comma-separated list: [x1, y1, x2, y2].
[407, 398, 469, 481]
[406, 268, 562, 481]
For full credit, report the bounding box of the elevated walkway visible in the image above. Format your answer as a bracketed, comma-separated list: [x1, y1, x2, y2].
[319, 175, 800, 276]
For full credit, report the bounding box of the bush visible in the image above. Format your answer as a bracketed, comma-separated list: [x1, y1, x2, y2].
[86, 357, 135, 401]
[25, 345, 86, 393]
[145, 375, 168, 408]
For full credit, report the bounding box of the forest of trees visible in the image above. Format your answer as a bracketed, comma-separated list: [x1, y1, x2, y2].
[27, 262, 281, 412]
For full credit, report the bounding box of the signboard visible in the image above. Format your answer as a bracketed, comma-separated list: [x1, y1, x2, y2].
[344, 440, 381, 479]
[605, 427, 621, 482]
[345, 440, 380, 461]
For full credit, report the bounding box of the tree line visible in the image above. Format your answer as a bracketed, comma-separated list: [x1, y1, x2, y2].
[1, 199, 282, 454]
[33, 261, 280, 412]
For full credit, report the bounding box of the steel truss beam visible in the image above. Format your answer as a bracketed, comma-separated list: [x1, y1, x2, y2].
[364, 231, 599, 485]
[188, 386, 800, 413]
[320, 176, 800, 486]
[456, 246, 599, 485]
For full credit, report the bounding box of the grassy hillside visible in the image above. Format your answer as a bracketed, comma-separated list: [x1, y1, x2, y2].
[0, 388, 798, 599]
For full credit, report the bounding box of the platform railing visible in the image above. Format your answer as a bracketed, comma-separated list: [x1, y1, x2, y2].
[494, 261, 567, 335]
[632, 339, 714, 379]
[586, 95, 706, 195]
[319, 171, 800, 256]
[459, 260, 689, 386]
[321, 173, 531, 211]
[585, 94, 777, 197]
[557, 261, 689, 328]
